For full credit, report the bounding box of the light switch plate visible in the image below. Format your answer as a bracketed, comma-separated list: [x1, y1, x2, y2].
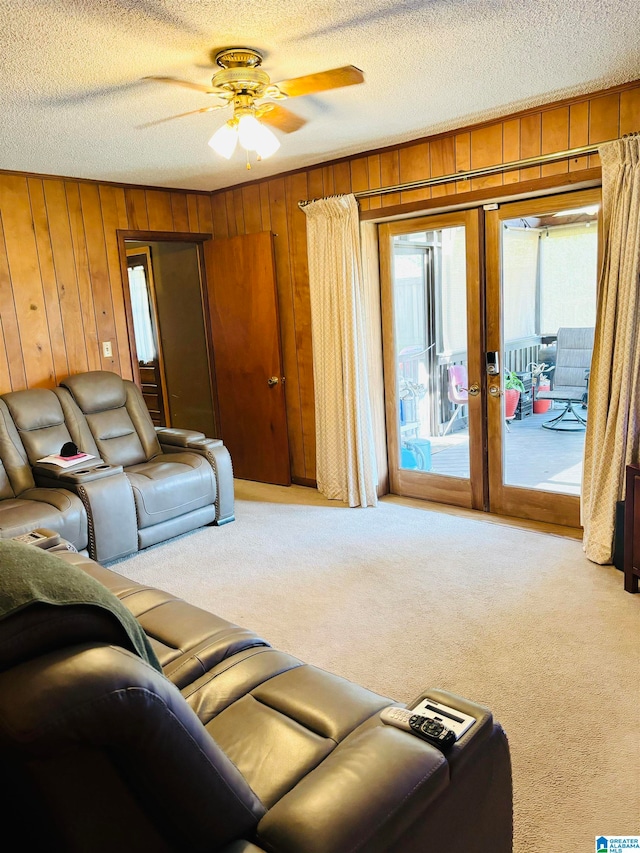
[102, 341, 112, 358]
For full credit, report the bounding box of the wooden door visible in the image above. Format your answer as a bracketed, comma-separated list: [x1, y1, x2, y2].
[204, 231, 291, 485]
[379, 209, 486, 510]
[485, 187, 602, 527]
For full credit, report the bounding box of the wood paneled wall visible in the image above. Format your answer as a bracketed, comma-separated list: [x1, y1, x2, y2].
[0, 178, 212, 392]
[209, 82, 640, 484]
[1, 81, 639, 485]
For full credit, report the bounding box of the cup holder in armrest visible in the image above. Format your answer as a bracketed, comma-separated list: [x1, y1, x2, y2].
[33, 462, 124, 484]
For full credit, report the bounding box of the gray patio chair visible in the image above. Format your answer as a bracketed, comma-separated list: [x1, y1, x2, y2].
[536, 326, 595, 430]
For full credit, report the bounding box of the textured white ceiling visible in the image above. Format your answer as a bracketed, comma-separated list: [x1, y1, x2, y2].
[1, 0, 639, 192]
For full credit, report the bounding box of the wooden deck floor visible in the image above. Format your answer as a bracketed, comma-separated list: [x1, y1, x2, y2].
[423, 405, 585, 495]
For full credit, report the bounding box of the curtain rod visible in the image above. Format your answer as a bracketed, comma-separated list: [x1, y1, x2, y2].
[297, 143, 603, 208]
[298, 191, 350, 209]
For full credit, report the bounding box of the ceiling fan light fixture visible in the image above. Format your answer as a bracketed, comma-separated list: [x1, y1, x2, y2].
[237, 114, 280, 159]
[208, 120, 238, 159]
[148, 50, 363, 166]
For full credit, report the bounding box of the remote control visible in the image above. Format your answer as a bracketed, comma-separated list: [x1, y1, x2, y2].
[11, 529, 61, 549]
[380, 706, 456, 750]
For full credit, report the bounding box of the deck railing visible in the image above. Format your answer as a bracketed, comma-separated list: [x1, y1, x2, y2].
[436, 336, 552, 432]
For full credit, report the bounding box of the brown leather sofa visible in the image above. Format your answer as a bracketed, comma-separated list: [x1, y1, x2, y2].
[0, 538, 513, 853]
[0, 371, 235, 562]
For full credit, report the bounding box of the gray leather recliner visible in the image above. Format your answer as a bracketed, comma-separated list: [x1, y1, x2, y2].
[0, 398, 88, 551]
[56, 370, 235, 551]
[1, 387, 137, 563]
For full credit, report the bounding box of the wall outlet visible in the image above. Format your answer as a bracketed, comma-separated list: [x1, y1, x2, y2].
[102, 341, 113, 358]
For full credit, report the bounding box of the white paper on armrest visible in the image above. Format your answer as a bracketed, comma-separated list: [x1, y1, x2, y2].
[36, 453, 96, 468]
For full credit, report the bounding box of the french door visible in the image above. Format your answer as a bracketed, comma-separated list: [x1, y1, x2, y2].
[380, 187, 601, 527]
[485, 187, 601, 527]
[380, 209, 485, 510]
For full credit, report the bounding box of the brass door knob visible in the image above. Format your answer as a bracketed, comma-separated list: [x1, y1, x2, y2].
[267, 376, 279, 386]
[489, 385, 502, 397]
[467, 383, 480, 396]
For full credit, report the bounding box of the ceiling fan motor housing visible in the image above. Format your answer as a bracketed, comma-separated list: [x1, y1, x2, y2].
[213, 66, 271, 95]
[212, 47, 273, 98]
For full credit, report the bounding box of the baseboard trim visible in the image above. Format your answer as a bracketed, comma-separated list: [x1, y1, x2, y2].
[292, 476, 317, 488]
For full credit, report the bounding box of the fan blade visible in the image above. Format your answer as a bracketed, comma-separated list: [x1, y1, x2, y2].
[275, 65, 364, 98]
[259, 104, 307, 134]
[137, 105, 225, 129]
[143, 76, 223, 95]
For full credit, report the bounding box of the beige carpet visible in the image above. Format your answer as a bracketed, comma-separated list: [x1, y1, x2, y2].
[117, 480, 640, 853]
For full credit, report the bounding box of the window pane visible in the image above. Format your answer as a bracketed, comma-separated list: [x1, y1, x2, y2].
[392, 226, 469, 479]
[501, 206, 598, 495]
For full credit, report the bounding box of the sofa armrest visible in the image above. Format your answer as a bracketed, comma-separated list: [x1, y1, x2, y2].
[408, 688, 496, 774]
[33, 462, 123, 486]
[33, 464, 137, 564]
[158, 435, 235, 525]
[156, 427, 223, 449]
[257, 709, 512, 853]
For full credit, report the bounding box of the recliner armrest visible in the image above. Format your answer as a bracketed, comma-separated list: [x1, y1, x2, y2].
[258, 707, 512, 853]
[156, 427, 223, 449]
[407, 688, 495, 774]
[33, 462, 123, 486]
[32, 464, 137, 563]
[156, 434, 234, 525]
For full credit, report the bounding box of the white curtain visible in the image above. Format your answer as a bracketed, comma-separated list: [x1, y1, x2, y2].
[127, 265, 157, 363]
[302, 194, 379, 507]
[582, 136, 640, 563]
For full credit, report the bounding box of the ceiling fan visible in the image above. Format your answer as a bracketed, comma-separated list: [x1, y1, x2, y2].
[144, 47, 364, 165]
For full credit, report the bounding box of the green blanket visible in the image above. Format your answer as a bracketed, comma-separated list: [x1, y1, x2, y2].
[0, 539, 162, 673]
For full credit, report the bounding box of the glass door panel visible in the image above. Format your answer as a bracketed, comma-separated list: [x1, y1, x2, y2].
[380, 210, 484, 510]
[485, 188, 601, 527]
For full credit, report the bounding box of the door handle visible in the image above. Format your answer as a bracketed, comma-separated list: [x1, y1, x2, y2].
[488, 385, 502, 397]
[467, 383, 480, 396]
[267, 376, 279, 387]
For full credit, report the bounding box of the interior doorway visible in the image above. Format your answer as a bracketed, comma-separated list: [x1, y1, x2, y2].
[118, 228, 291, 487]
[121, 234, 218, 439]
[125, 247, 169, 427]
[379, 187, 601, 528]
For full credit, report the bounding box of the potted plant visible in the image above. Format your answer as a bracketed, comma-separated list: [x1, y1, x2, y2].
[504, 370, 525, 419]
[526, 361, 553, 413]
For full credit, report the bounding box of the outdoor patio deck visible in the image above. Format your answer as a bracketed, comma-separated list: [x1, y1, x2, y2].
[425, 405, 585, 495]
